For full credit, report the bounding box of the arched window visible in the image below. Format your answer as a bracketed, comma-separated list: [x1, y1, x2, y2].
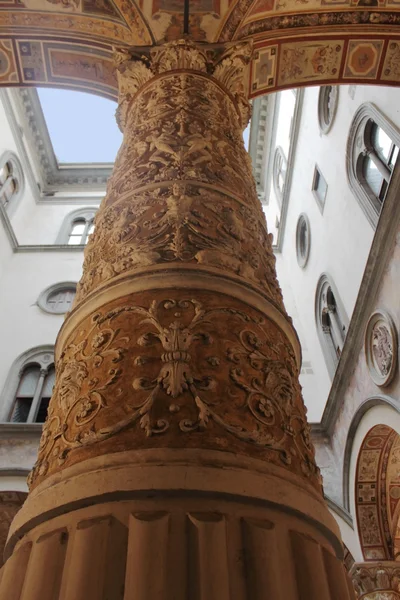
[0, 347, 54, 424]
[68, 218, 94, 245]
[272, 146, 287, 207]
[0, 152, 24, 212]
[37, 282, 77, 314]
[57, 208, 96, 245]
[315, 275, 348, 379]
[347, 103, 400, 228]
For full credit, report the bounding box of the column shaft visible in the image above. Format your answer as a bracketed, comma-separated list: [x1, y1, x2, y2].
[1, 39, 350, 600]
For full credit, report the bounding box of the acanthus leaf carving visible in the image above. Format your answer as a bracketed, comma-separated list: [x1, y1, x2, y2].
[29, 295, 319, 490]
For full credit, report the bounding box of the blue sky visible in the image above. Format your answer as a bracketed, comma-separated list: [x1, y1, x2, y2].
[37, 88, 123, 164]
[38, 88, 250, 164]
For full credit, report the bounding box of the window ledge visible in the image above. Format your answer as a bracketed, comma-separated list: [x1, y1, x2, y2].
[0, 423, 42, 438]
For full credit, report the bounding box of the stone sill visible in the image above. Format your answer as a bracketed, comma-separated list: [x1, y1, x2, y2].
[0, 423, 42, 438]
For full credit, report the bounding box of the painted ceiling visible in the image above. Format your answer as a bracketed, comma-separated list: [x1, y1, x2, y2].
[1, 0, 400, 98]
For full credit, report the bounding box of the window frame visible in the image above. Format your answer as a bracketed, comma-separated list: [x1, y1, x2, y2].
[56, 208, 96, 245]
[315, 275, 349, 380]
[37, 282, 77, 315]
[347, 102, 400, 229]
[311, 164, 328, 213]
[0, 151, 24, 216]
[0, 346, 55, 424]
[318, 85, 339, 134]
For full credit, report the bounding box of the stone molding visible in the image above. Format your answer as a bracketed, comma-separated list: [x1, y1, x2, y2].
[0, 202, 86, 253]
[9, 88, 113, 193]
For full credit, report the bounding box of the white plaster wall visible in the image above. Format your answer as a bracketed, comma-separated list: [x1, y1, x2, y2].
[0, 250, 84, 405]
[12, 201, 101, 245]
[272, 84, 400, 421]
[0, 215, 13, 284]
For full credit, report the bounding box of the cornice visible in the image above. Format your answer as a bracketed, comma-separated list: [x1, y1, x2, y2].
[2, 88, 110, 197]
[0, 203, 85, 253]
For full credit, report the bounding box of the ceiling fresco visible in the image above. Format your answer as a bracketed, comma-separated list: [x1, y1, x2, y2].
[0, 0, 400, 97]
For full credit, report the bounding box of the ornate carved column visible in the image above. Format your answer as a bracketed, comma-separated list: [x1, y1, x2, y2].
[0, 40, 353, 600]
[351, 562, 400, 599]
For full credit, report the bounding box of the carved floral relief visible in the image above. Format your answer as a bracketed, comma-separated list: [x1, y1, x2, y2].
[351, 562, 400, 599]
[31, 41, 316, 496]
[76, 184, 283, 308]
[29, 291, 319, 489]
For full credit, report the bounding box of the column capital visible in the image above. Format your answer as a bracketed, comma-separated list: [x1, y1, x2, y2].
[350, 561, 400, 599]
[114, 39, 253, 132]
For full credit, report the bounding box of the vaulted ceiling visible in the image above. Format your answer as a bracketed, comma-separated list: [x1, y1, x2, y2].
[1, 0, 400, 98]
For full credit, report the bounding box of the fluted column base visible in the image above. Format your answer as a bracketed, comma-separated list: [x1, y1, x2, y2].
[0, 449, 353, 600]
[351, 561, 400, 599]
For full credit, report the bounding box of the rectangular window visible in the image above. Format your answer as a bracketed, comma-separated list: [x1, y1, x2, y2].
[312, 165, 328, 213]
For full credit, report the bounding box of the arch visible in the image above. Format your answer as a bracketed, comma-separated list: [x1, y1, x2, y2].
[0, 345, 55, 422]
[343, 396, 400, 512]
[1, 3, 400, 97]
[353, 420, 400, 562]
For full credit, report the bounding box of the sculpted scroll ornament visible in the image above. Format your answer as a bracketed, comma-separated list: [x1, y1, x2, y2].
[115, 39, 253, 132]
[351, 563, 400, 599]
[29, 295, 319, 489]
[76, 184, 283, 309]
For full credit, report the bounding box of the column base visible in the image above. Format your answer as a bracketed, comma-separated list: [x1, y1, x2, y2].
[1, 449, 354, 600]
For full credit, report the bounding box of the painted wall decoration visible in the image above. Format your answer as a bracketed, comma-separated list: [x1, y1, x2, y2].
[355, 424, 399, 560]
[249, 36, 400, 97]
[0, 40, 18, 85]
[365, 310, 398, 387]
[1, 1, 400, 96]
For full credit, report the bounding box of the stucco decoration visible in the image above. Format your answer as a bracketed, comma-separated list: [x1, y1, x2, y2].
[355, 425, 400, 561]
[26, 39, 321, 492]
[351, 561, 400, 599]
[365, 310, 398, 387]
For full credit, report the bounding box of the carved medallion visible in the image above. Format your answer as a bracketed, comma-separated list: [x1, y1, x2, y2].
[365, 310, 398, 387]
